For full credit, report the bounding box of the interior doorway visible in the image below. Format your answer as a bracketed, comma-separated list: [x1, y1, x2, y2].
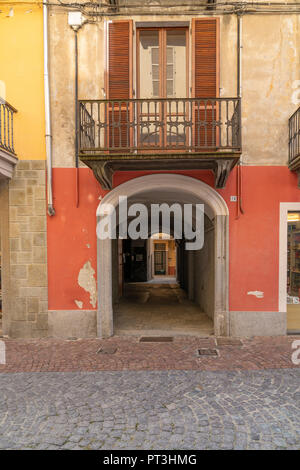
[151, 233, 176, 278]
[122, 233, 176, 283]
[123, 239, 148, 283]
[154, 249, 167, 275]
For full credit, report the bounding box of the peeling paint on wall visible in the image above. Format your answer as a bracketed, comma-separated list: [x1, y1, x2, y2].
[247, 291, 264, 299]
[75, 300, 83, 309]
[292, 80, 300, 106]
[0, 80, 6, 101]
[78, 261, 97, 308]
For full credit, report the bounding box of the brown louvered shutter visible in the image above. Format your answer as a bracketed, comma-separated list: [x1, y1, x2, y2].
[108, 20, 133, 149]
[192, 18, 219, 148]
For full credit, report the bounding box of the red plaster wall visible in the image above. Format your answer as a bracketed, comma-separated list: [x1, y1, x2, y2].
[47, 166, 300, 312]
[47, 168, 105, 311]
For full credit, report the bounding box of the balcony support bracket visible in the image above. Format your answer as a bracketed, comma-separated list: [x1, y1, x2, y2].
[213, 159, 234, 189]
[88, 160, 113, 190]
[0, 148, 18, 179]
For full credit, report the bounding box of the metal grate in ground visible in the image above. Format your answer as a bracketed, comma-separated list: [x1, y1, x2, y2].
[139, 337, 174, 343]
[197, 348, 219, 357]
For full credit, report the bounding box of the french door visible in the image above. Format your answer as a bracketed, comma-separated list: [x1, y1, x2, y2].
[136, 27, 189, 149]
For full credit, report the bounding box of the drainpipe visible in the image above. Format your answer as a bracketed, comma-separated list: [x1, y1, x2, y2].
[74, 29, 80, 207]
[68, 13, 84, 207]
[43, 0, 55, 216]
[236, 13, 244, 218]
[237, 14, 242, 100]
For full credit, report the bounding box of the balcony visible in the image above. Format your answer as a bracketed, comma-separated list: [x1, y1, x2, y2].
[289, 106, 300, 175]
[78, 97, 241, 189]
[0, 99, 18, 179]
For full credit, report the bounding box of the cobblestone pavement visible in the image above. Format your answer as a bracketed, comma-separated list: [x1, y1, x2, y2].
[0, 335, 299, 372]
[0, 368, 299, 450]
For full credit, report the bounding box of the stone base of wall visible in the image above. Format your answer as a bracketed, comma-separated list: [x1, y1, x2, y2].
[48, 310, 287, 339]
[3, 160, 48, 339]
[229, 311, 286, 337]
[48, 310, 97, 338]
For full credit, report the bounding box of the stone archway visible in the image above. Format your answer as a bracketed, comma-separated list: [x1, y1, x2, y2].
[96, 174, 229, 338]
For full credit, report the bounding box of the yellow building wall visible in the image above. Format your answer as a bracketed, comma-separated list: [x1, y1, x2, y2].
[0, 1, 45, 160]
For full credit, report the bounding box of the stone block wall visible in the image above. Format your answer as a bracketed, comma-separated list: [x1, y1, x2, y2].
[4, 160, 48, 338]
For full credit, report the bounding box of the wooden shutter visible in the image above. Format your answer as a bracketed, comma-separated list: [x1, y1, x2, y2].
[108, 20, 133, 149]
[192, 18, 218, 97]
[192, 18, 219, 148]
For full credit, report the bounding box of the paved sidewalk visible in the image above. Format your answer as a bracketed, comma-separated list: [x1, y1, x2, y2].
[0, 335, 299, 373]
[0, 368, 299, 450]
[0, 336, 299, 450]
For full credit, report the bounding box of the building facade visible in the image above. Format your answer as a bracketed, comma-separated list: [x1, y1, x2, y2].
[0, 0, 48, 338]
[1, 0, 300, 339]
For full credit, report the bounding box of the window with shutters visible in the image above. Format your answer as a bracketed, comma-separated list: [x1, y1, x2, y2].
[106, 21, 219, 149]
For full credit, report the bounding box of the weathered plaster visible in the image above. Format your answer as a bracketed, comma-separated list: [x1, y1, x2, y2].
[77, 261, 97, 308]
[247, 291, 264, 299]
[48, 10, 300, 168]
[49, 11, 104, 168]
[242, 14, 300, 165]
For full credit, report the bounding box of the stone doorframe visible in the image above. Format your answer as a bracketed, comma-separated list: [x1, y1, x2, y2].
[279, 202, 300, 332]
[96, 174, 229, 338]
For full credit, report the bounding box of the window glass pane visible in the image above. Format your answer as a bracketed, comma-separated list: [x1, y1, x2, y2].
[151, 47, 159, 65]
[152, 65, 159, 80]
[152, 80, 159, 97]
[139, 31, 159, 99]
[166, 79, 173, 97]
[166, 30, 186, 98]
[167, 64, 173, 80]
[166, 47, 173, 64]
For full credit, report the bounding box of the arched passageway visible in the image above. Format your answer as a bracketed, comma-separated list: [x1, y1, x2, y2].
[97, 174, 229, 338]
[114, 232, 214, 336]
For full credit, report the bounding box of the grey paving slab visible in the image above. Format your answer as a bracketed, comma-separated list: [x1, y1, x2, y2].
[0, 369, 299, 450]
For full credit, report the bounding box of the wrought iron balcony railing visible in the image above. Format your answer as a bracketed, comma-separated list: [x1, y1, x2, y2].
[79, 97, 241, 156]
[289, 106, 300, 167]
[0, 99, 17, 155]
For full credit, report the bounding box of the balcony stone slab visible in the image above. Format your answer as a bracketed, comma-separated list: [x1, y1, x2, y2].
[80, 152, 241, 190]
[0, 148, 18, 180]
